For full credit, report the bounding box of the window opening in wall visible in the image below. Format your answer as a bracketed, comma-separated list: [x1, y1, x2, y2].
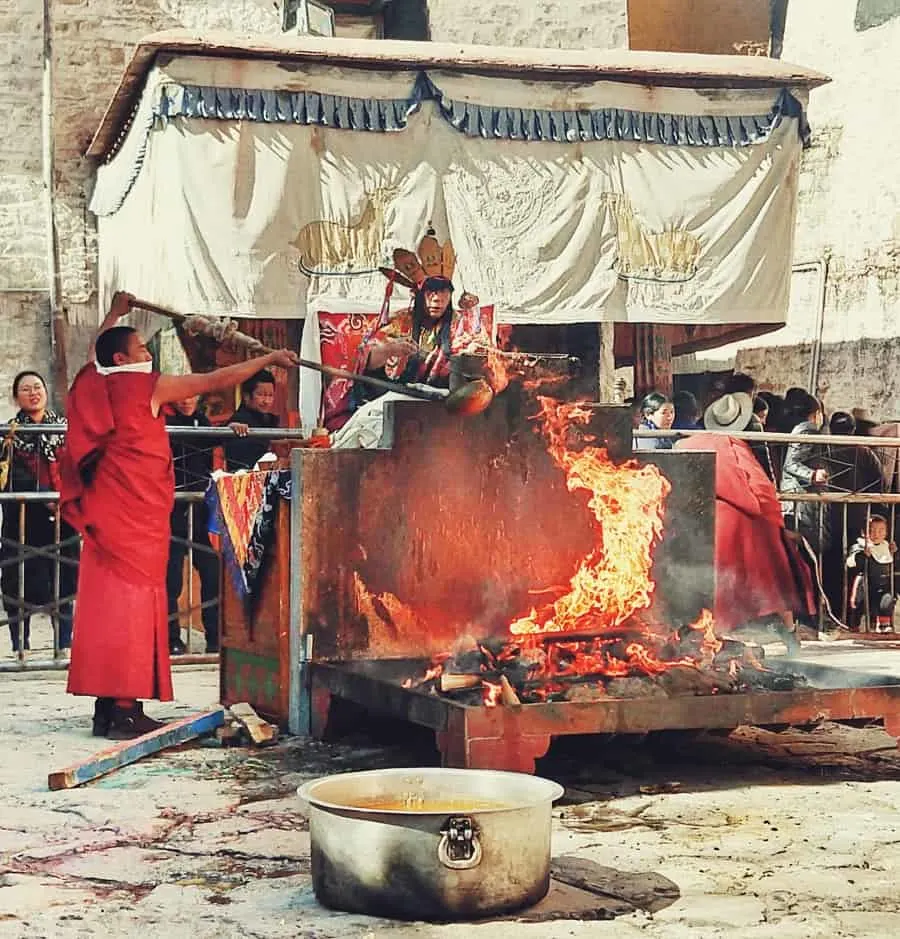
[282, 0, 336, 36]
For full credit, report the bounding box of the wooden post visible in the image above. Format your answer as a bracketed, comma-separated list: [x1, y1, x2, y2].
[597, 323, 617, 403]
[633, 324, 673, 400]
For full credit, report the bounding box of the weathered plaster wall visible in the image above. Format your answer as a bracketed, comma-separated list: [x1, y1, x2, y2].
[676, 0, 900, 421]
[425, 0, 628, 49]
[0, 292, 51, 414]
[0, 0, 284, 404]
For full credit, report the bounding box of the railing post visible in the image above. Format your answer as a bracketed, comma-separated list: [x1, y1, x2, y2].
[288, 446, 311, 736]
[187, 501, 194, 654]
[16, 501, 26, 661]
[52, 506, 60, 658]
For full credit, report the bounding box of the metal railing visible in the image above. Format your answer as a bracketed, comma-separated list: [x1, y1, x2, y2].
[4, 422, 899, 669]
[634, 426, 900, 633]
[1, 423, 300, 671]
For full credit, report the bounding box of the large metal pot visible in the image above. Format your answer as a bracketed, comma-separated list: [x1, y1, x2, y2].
[298, 767, 564, 921]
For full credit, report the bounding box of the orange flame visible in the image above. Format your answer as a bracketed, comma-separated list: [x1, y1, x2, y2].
[509, 397, 671, 635]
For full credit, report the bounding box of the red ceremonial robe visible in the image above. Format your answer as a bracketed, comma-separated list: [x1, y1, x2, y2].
[675, 433, 815, 633]
[60, 365, 175, 700]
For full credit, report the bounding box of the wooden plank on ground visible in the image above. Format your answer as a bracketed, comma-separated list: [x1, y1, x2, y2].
[229, 702, 279, 746]
[48, 707, 225, 791]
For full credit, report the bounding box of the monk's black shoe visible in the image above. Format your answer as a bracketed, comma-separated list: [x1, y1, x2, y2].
[106, 702, 166, 740]
[92, 697, 114, 737]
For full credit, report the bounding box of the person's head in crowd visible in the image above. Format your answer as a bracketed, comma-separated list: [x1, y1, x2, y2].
[790, 390, 824, 429]
[703, 392, 754, 434]
[867, 514, 889, 546]
[241, 370, 276, 414]
[753, 395, 770, 428]
[784, 386, 808, 410]
[853, 411, 878, 436]
[757, 391, 786, 432]
[724, 371, 757, 397]
[12, 371, 49, 420]
[173, 395, 201, 418]
[95, 326, 151, 367]
[704, 376, 728, 408]
[672, 390, 701, 429]
[638, 391, 675, 430]
[829, 411, 856, 437]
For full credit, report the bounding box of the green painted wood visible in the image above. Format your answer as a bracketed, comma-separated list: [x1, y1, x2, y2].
[47, 707, 225, 791]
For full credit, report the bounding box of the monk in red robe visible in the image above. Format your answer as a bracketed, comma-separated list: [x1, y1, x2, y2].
[674, 392, 815, 656]
[60, 292, 298, 738]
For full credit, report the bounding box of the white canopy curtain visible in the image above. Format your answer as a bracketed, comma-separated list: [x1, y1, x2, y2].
[91, 54, 808, 329]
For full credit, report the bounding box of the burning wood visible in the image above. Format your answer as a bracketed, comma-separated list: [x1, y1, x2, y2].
[401, 618, 809, 707]
[499, 674, 522, 708]
[365, 394, 809, 708]
[440, 672, 482, 693]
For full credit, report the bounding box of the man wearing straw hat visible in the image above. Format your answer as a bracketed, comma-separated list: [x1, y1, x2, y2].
[59, 292, 299, 739]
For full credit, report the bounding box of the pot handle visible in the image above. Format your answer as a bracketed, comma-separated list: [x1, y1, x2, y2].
[438, 816, 483, 870]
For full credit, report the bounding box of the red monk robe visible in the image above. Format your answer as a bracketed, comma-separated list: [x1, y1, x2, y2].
[675, 433, 815, 633]
[60, 364, 175, 700]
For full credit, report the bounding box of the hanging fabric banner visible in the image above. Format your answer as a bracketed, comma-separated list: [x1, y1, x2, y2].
[92, 55, 808, 327]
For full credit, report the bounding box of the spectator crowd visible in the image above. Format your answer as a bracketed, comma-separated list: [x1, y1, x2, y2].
[634, 374, 900, 643]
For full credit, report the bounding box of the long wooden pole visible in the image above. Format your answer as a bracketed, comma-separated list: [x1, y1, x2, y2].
[127, 296, 444, 403]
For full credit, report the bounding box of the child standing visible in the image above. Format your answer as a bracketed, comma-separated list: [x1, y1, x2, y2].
[846, 515, 897, 632]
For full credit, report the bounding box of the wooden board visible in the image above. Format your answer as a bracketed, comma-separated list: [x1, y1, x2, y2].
[48, 708, 226, 791]
[229, 701, 279, 745]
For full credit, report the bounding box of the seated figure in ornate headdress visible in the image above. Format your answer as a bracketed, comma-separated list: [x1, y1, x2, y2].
[355, 228, 491, 403]
[331, 230, 493, 448]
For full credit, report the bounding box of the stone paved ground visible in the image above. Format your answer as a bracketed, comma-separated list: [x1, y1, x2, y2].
[2, 641, 900, 938]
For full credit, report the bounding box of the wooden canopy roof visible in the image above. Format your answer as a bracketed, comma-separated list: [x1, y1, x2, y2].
[87, 29, 829, 160]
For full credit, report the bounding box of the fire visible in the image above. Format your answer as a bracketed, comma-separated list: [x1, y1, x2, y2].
[509, 397, 671, 635]
[351, 384, 777, 704]
[483, 346, 512, 394]
[482, 681, 503, 707]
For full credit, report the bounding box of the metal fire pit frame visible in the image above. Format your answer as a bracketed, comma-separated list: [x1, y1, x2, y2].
[309, 659, 900, 773]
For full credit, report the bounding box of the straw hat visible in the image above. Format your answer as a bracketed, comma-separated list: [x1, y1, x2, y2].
[703, 392, 754, 433]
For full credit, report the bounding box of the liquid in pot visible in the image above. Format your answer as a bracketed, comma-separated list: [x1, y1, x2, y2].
[340, 795, 511, 812]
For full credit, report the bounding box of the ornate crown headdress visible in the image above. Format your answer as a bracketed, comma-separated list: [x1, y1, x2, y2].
[380, 225, 456, 289]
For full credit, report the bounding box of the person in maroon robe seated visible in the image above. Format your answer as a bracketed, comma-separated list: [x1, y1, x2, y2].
[674, 393, 815, 656]
[59, 292, 299, 739]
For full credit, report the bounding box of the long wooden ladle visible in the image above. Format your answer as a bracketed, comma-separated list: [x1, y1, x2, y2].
[126, 296, 495, 416]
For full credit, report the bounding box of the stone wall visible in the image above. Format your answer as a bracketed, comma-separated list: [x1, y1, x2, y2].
[0, 292, 51, 408]
[0, 0, 44, 292]
[676, 0, 900, 421]
[425, 0, 628, 49]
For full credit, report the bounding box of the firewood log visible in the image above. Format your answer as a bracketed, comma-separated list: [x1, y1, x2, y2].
[440, 672, 483, 693]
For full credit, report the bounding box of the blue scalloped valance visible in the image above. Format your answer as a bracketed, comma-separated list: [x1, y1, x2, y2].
[93, 72, 809, 216]
[155, 73, 809, 148]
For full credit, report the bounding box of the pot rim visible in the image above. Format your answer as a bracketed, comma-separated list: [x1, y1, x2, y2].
[298, 767, 565, 815]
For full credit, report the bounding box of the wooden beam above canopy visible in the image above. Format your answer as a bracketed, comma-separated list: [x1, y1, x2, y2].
[87, 28, 829, 160]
